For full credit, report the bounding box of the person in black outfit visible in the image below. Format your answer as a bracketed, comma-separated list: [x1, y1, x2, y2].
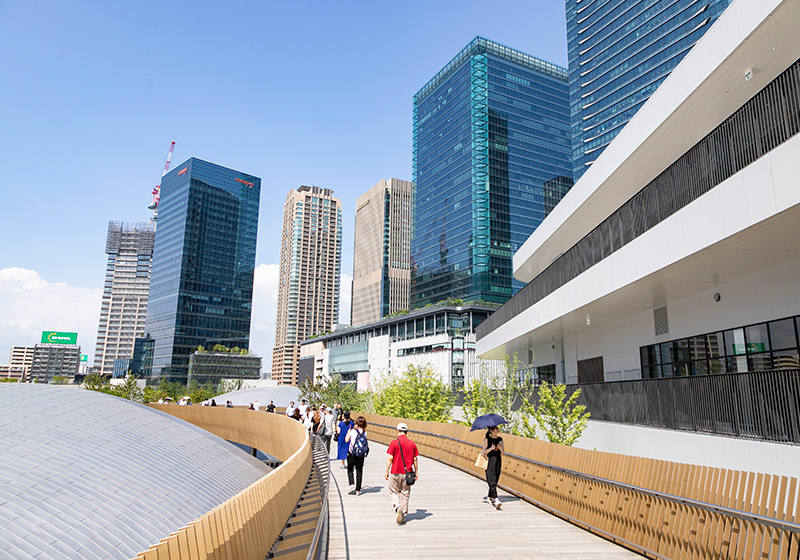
[481, 426, 505, 509]
[266, 400, 276, 413]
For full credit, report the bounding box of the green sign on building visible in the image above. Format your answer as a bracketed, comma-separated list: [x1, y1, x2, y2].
[80, 354, 88, 362]
[41, 331, 78, 345]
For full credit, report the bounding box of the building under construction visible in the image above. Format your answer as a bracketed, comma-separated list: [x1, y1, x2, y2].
[93, 221, 155, 377]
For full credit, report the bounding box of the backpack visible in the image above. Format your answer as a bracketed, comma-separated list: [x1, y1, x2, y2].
[352, 429, 369, 457]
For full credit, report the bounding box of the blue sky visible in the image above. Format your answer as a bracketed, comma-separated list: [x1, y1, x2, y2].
[0, 1, 569, 367]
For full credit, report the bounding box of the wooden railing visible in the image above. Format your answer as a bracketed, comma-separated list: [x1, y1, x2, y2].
[362, 413, 800, 560]
[134, 406, 311, 560]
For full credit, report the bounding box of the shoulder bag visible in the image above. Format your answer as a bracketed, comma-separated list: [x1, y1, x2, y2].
[397, 437, 416, 485]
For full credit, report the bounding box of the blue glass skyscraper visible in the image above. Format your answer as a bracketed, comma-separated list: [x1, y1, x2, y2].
[568, 0, 731, 179]
[144, 158, 260, 382]
[411, 37, 572, 308]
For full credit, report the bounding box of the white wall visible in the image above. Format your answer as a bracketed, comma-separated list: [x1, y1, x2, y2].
[551, 258, 800, 381]
[576, 420, 800, 479]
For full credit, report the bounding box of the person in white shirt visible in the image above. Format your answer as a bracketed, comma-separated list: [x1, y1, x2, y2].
[286, 401, 295, 416]
[297, 399, 308, 417]
[303, 408, 314, 432]
[253, 400, 260, 411]
[321, 407, 335, 453]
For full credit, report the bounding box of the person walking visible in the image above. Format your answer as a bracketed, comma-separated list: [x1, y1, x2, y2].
[303, 408, 314, 432]
[336, 412, 354, 469]
[286, 401, 295, 417]
[385, 422, 419, 525]
[344, 416, 369, 495]
[482, 425, 505, 509]
[321, 407, 335, 453]
[311, 407, 322, 434]
[266, 400, 275, 413]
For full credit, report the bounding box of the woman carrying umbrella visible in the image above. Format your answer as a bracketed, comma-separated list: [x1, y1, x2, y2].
[472, 413, 506, 510]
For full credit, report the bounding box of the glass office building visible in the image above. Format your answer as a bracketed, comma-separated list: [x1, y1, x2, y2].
[144, 158, 260, 382]
[411, 37, 572, 308]
[567, 0, 731, 179]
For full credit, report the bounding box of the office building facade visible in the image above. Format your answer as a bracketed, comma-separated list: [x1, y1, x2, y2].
[188, 350, 262, 386]
[272, 186, 342, 385]
[411, 37, 572, 308]
[478, 0, 800, 383]
[567, 0, 731, 179]
[30, 344, 81, 383]
[93, 221, 155, 377]
[351, 178, 413, 326]
[144, 158, 260, 382]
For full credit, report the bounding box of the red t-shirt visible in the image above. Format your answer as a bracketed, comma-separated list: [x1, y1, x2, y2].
[387, 435, 419, 474]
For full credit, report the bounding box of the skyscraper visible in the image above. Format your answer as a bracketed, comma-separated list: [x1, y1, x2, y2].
[567, 0, 731, 179]
[411, 37, 572, 308]
[144, 158, 260, 382]
[272, 186, 342, 385]
[351, 178, 413, 326]
[93, 221, 154, 377]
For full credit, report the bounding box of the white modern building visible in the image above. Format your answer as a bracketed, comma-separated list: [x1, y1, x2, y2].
[477, 0, 800, 384]
[301, 303, 507, 391]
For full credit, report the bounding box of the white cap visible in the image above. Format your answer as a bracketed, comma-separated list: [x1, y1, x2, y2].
[397, 422, 408, 432]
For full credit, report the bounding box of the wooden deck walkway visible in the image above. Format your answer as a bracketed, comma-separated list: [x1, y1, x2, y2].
[327, 441, 642, 560]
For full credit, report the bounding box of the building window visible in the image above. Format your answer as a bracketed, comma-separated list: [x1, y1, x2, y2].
[640, 314, 800, 377]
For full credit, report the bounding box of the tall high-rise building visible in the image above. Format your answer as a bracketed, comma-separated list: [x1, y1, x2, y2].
[351, 178, 413, 326]
[144, 158, 260, 382]
[93, 221, 155, 377]
[272, 186, 342, 385]
[411, 37, 573, 308]
[567, 0, 731, 179]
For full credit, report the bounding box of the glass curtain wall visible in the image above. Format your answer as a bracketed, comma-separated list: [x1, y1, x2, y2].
[411, 37, 572, 308]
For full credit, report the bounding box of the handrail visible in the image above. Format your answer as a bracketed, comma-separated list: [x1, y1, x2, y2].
[305, 434, 331, 560]
[362, 413, 800, 560]
[368, 421, 800, 534]
[134, 407, 313, 560]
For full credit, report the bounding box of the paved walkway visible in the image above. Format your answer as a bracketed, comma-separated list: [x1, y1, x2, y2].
[327, 441, 642, 560]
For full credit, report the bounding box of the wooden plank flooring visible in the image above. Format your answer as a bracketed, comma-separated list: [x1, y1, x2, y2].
[327, 442, 642, 559]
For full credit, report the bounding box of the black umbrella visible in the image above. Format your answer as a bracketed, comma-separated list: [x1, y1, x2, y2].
[470, 413, 508, 431]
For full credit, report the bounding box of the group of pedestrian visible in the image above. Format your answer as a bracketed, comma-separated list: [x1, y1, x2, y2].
[328, 417, 505, 526]
[246, 399, 277, 412]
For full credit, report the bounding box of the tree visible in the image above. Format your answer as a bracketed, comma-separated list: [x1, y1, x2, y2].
[83, 372, 111, 392]
[186, 379, 217, 403]
[464, 352, 533, 436]
[372, 363, 454, 422]
[110, 375, 144, 403]
[298, 372, 365, 412]
[532, 382, 590, 446]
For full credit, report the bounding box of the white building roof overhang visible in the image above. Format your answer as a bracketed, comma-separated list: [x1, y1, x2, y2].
[514, 0, 800, 284]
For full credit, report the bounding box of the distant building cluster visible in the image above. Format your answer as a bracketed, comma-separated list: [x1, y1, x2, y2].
[4, 0, 796, 393]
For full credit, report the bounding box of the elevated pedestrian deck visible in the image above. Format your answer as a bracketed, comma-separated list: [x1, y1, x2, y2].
[327, 442, 640, 559]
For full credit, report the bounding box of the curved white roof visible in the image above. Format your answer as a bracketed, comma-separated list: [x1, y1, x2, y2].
[0, 384, 271, 559]
[208, 385, 300, 408]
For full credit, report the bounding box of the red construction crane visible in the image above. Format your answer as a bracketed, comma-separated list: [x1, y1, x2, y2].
[149, 141, 175, 210]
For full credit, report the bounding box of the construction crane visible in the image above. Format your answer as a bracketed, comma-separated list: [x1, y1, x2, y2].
[148, 141, 175, 226]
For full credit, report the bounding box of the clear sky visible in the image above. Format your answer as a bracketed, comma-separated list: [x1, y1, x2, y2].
[0, 1, 569, 369]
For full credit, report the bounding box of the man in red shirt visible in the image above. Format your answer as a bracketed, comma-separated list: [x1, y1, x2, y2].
[384, 422, 419, 525]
